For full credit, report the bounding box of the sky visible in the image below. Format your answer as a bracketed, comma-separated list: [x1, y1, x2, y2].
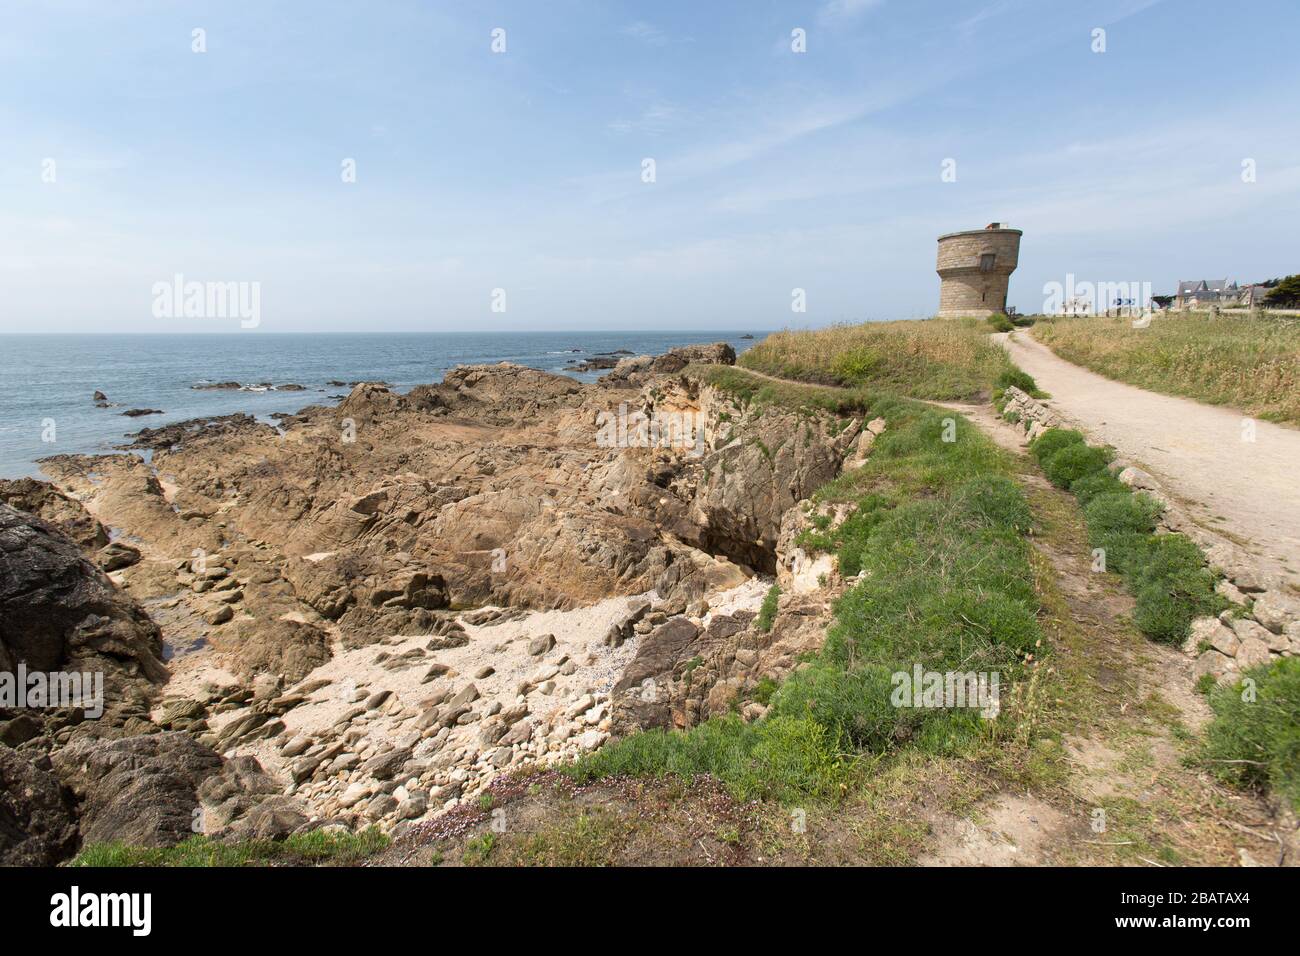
[2, 0, 1297, 334]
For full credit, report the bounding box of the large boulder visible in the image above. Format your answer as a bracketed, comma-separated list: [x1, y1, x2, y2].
[50, 732, 224, 848]
[0, 748, 79, 866]
[0, 503, 166, 717]
[0, 478, 108, 551]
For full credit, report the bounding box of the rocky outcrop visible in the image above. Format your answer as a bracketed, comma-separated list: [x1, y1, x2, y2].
[0, 478, 108, 551]
[0, 748, 79, 865]
[10, 342, 869, 843]
[0, 503, 166, 723]
[602, 342, 737, 387]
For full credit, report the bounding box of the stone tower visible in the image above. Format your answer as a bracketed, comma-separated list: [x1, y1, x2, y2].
[935, 223, 1022, 318]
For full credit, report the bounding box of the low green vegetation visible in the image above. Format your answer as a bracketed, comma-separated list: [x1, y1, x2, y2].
[1034, 314, 1300, 425]
[737, 318, 1024, 401]
[71, 827, 389, 867]
[756, 584, 781, 633]
[569, 392, 1044, 802]
[1028, 427, 1225, 643]
[1202, 658, 1300, 812]
[688, 363, 874, 417]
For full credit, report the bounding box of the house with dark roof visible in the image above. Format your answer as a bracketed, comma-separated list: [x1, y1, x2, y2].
[1173, 279, 1268, 310]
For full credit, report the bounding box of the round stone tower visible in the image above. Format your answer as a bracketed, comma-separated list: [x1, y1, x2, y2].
[935, 223, 1022, 318]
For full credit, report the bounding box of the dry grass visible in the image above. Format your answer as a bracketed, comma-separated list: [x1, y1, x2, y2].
[739, 318, 1017, 401]
[1034, 313, 1300, 425]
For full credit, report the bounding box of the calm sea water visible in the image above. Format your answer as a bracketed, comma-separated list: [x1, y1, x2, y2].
[0, 332, 758, 479]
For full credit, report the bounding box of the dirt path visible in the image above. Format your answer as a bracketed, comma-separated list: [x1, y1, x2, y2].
[917, 402, 1296, 867]
[994, 330, 1300, 585]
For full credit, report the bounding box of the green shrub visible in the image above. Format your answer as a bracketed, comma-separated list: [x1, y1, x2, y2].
[1084, 491, 1161, 537]
[1128, 534, 1224, 643]
[1203, 658, 1300, 811]
[756, 584, 781, 633]
[994, 368, 1038, 395]
[1070, 470, 1127, 506]
[1029, 428, 1086, 464]
[72, 828, 389, 867]
[987, 313, 1015, 333]
[1041, 442, 1112, 489]
[950, 475, 1033, 533]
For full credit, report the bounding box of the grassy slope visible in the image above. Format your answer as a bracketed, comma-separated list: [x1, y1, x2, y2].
[737, 318, 1020, 401]
[569, 369, 1048, 803]
[72, 828, 388, 867]
[1034, 314, 1300, 425]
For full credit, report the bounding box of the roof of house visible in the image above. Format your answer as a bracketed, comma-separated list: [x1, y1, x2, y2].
[1177, 279, 1231, 295]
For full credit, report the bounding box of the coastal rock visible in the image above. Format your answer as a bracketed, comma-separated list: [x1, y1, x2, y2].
[50, 732, 224, 848]
[0, 478, 108, 551]
[0, 749, 79, 866]
[0, 503, 166, 720]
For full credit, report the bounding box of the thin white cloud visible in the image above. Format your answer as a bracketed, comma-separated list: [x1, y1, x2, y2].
[621, 21, 667, 45]
[608, 102, 679, 136]
[818, 0, 885, 24]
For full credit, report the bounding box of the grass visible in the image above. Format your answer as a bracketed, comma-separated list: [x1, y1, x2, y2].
[756, 584, 780, 632]
[568, 388, 1045, 803]
[1034, 313, 1300, 425]
[71, 827, 389, 867]
[1202, 658, 1300, 812]
[687, 363, 875, 417]
[1027, 427, 1226, 644]
[737, 318, 1023, 401]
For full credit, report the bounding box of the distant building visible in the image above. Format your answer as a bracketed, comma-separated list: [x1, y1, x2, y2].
[1174, 279, 1270, 310]
[935, 223, 1022, 318]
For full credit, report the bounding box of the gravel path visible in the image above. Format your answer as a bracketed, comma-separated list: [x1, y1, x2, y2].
[998, 329, 1300, 585]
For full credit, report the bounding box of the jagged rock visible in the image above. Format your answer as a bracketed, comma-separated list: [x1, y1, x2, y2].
[0, 748, 79, 865]
[1251, 592, 1299, 635]
[50, 732, 223, 847]
[1236, 637, 1273, 670]
[1193, 649, 1235, 682]
[611, 617, 701, 732]
[213, 618, 330, 684]
[360, 747, 412, 781]
[97, 541, 142, 571]
[1186, 617, 1238, 658]
[0, 478, 108, 550]
[0, 503, 166, 724]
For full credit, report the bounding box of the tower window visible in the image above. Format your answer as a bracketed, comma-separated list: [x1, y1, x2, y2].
[979, 253, 996, 272]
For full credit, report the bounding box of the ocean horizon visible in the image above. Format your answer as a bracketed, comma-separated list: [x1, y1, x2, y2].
[0, 330, 758, 479]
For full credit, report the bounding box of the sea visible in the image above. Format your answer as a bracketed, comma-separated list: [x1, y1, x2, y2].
[0, 331, 759, 479]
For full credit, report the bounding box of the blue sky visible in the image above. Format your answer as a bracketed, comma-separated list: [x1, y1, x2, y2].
[2, 0, 1297, 333]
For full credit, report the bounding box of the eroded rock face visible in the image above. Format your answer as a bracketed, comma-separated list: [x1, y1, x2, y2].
[0, 478, 108, 551]
[48, 732, 304, 849]
[51, 732, 222, 847]
[0, 748, 79, 866]
[0, 503, 166, 708]
[8, 342, 867, 839]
